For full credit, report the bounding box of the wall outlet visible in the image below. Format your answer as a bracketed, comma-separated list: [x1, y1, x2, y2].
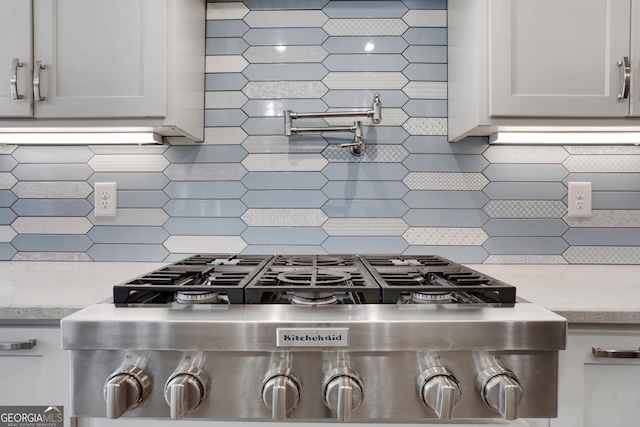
[95, 182, 117, 217]
[567, 181, 592, 218]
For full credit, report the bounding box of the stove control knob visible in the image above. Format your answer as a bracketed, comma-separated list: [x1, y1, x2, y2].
[476, 366, 523, 420]
[323, 369, 364, 422]
[104, 365, 152, 419]
[417, 367, 461, 421]
[261, 374, 302, 421]
[164, 367, 209, 419]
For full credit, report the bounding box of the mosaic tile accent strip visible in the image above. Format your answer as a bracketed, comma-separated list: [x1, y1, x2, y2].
[483, 200, 567, 219]
[205, 91, 248, 109]
[242, 153, 328, 171]
[11, 182, 91, 198]
[321, 218, 408, 236]
[322, 19, 408, 36]
[563, 246, 640, 264]
[483, 255, 568, 264]
[402, 227, 488, 245]
[242, 81, 328, 99]
[206, 55, 249, 73]
[322, 144, 408, 162]
[243, 46, 329, 63]
[403, 118, 448, 136]
[483, 146, 569, 164]
[402, 81, 447, 99]
[164, 235, 247, 253]
[204, 127, 248, 144]
[402, 10, 447, 27]
[207, 2, 249, 20]
[322, 72, 408, 89]
[13, 252, 92, 261]
[12, 217, 93, 234]
[243, 10, 328, 27]
[563, 154, 640, 173]
[403, 172, 488, 191]
[564, 210, 640, 227]
[88, 155, 169, 172]
[241, 209, 327, 226]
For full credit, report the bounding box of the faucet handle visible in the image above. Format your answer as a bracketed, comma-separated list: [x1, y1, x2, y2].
[339, 122, 366, 156]
[340, 140, 365, 156]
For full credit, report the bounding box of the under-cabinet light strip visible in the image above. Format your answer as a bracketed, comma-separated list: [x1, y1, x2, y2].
[490, 132, 640, 145]
[0, 132, 162, 145]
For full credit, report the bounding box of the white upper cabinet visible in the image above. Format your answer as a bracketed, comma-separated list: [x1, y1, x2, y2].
[448, 0, 640, 141]
[33, 0, 167, 119]
[0, 0, 204, 141]
[0, 1, 31, 117]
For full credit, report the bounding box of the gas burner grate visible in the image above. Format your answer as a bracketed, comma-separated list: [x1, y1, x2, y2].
[372, 269, 516, 304]
[244, 257, 382, 304]
[112, 255, 272, 305]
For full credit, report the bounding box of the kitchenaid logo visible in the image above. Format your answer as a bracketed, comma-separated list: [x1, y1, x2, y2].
[0, 406, 63, 427]
[276, 328, 349, 347]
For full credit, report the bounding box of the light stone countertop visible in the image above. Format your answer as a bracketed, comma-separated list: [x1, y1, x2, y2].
[467, 264, 640, 324]
[0, 261, 166, 322]
[0, 262, 638, 324]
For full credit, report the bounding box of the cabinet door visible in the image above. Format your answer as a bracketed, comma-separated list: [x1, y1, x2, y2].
[0, 1, 32, 117]
[490, 0, 631, 118]
[32, 0, 167, 118]
[0, 326, 72, 427]
[553, 325, 640, 427]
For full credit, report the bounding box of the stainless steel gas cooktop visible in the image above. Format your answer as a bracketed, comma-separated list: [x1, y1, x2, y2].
[62, 254, 566, 422]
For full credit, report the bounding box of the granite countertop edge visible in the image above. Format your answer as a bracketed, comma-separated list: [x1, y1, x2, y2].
[0, 262, 638, 325]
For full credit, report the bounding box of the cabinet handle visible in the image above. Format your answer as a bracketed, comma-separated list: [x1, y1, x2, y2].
[617, 56, 630, 99]
[10, 58, 24, 100]
[592, 346, 640, 359]
[0, 339, 36, 350]
[33, 60, 46, 102]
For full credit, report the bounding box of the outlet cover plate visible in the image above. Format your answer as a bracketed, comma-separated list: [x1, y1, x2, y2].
[95, 182, 117, 217]
[568, 181, 592, 218]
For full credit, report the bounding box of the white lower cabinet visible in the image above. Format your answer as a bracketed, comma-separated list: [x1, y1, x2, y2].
[553, 324, 640, 427]
[0, 325, 73, 427]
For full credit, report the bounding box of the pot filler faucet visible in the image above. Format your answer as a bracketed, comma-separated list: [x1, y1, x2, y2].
[284, 93, 382, 156]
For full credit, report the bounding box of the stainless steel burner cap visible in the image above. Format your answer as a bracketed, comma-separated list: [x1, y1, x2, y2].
[291, 292, 339, 305]
[176, 291, 221, 304]
[410, 291, 453, 304]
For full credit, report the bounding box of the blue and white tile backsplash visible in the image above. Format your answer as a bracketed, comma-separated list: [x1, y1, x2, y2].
[1, 0, 640, 264]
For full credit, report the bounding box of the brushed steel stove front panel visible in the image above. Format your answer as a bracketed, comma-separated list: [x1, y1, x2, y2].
[69, 349, 558, 420]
